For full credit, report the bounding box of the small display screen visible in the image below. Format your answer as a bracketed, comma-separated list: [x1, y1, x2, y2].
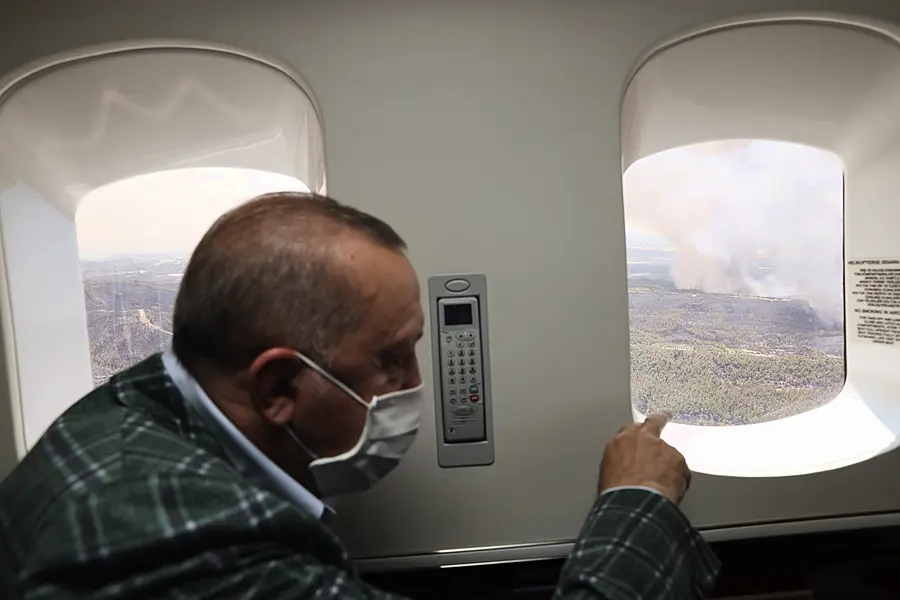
[444, 303, 474, 326]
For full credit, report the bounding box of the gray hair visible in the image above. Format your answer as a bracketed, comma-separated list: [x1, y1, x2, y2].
[172, 191, 407, 371]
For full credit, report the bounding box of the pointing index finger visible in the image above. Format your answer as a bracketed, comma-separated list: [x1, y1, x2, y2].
[640, 410, 673, 437]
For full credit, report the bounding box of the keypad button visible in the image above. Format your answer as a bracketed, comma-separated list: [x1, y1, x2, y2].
[449, 377, 456, 384]
[468, 385, 479, 393]
[456, 342, 464, 348]
[468, 359, 476, 365]
[447, 359, 455, 366]
[448, 368, 456, 375]
[468, 342, 476, 348]
[469, 367, 476, 374]
[468, 349, 476, 356]
[469, 377, 477, 383]
[457, 350, 465, 357]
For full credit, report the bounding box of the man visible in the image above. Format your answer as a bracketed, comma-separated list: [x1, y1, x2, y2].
[0, 192, 720, 598]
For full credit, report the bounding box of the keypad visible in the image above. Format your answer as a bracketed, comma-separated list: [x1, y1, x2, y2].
[441, 328, 482, 424]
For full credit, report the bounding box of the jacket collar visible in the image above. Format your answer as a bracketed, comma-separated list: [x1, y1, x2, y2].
[111, 352, 332, 521]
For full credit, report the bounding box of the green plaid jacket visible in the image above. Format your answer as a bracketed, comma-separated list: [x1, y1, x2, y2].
[0, 355, 720, 599]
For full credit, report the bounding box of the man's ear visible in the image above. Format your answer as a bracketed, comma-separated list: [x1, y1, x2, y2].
[247, 348, 306, 426]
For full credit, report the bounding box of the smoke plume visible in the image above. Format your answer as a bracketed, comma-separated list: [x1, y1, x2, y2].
[624, 139, 844, 325]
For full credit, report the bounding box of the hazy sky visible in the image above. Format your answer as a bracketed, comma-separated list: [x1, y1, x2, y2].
[624, 139, 845, 322]
[625, 139, 843, 247]
[76, 167, 309, 259]
[76, 142, 845, 321]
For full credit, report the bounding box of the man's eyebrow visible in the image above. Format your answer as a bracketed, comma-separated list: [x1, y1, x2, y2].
[378, 329, 423, 355]
[388, 330, 423, 349]
[379, 315, 425, 346]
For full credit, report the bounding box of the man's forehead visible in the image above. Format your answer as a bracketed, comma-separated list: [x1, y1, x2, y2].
[341, 290, 421, 360]
[331, 234, 421, 339]
[332, 233, 405, 281]
[369, 280, 423, 342]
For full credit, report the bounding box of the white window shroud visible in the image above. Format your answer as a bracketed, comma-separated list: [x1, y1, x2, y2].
[622, 21, 900, 478]
[0, 44, 325, 457]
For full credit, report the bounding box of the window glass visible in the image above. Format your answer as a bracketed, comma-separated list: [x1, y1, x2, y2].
[77, 168, 308, 386]
[625, 140, 845, 425]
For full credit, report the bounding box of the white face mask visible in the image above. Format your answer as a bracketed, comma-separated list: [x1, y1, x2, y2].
[286, 352, 424, 498]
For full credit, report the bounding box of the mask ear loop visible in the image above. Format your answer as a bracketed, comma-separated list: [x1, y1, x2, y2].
[294, 352, 369, 408]
[286, 352, 371, 459]
[285, 426, 320, 460]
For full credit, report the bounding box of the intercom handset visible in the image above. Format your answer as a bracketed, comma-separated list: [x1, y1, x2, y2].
[429, 273, 494, 467]
[438, 297, 486, 443]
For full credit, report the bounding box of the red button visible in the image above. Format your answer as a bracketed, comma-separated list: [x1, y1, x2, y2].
[469, 395, 480, 402]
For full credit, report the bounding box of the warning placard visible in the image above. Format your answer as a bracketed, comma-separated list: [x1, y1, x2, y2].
[847, 258, 900, 345]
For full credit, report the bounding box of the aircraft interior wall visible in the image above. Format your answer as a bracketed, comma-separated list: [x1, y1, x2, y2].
[2, 0, 900, 571]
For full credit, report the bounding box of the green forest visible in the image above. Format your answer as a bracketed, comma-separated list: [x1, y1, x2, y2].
[81, 254, 846, 426]
[629, 280, 845, 426]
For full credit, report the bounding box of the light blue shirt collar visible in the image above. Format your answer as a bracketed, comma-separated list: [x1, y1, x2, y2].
[161, 351, 332, 520]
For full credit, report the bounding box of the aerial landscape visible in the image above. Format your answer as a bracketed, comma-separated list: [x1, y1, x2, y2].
[626, 244, 844, 426]
[80, 139, 845, 428]
[82, 254, 185, 386]
[81, 244, 845, 427]
[623, 139, 845, 426]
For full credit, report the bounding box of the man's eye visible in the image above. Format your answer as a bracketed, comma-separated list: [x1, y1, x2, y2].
[379, 354, 401, 368]
[372, 354, 392, 370]
[376, 349, 409, 371]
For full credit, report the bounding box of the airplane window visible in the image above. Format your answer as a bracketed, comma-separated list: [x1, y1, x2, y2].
[625, 139, 845, 427]
[76, 168, 309, 386]
[0, 45, 326, 450]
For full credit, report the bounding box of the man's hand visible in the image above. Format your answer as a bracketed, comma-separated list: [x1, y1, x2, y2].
[598, 410, 691, 506]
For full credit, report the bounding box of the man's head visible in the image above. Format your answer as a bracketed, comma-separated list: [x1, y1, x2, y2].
[172, 192, 424, 492]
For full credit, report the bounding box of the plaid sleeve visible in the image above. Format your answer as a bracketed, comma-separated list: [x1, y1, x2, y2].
[23, 472, 412, 600]
[554, 489, 721, 600]
[24, 468, 715, 599]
